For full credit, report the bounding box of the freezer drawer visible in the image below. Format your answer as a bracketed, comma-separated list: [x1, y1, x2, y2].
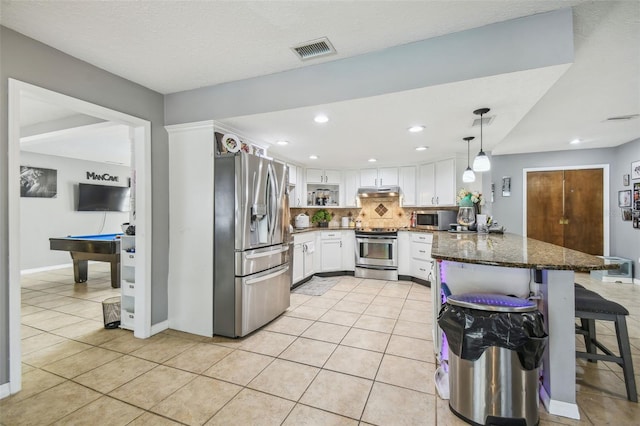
[235, 244, 291, 277]
[239, 263, 291, 336]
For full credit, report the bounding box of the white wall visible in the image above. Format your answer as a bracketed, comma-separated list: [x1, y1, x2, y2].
[20, 151, 130, 270]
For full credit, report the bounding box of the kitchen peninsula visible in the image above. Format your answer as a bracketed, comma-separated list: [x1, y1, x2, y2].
[430, 232, 616, 420]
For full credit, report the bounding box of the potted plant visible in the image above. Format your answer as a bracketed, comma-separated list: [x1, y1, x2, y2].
[312, 209, 333, 227]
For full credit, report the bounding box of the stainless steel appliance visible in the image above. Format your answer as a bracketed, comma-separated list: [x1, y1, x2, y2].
[356, 186, 402, 198]
[214, 152, 291, 338]
[415, 210, 457, 230]
[354, 228, 398, 280]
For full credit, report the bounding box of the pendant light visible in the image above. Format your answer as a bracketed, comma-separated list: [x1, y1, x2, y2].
[472, 107, 491, 172]
[462, 136, 476, 183]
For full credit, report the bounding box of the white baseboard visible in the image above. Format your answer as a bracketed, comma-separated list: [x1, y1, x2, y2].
[150, 320, 169, 335]
[0, 382, 11, 399]
[20, 263, 73, 275]
[540, 385, 580, 420]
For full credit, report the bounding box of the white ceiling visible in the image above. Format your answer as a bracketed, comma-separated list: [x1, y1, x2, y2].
[3, 1, 639, 167]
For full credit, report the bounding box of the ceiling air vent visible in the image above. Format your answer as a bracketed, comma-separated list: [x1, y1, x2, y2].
[291, 37, 336, 61]
[472, 115, 495, 127]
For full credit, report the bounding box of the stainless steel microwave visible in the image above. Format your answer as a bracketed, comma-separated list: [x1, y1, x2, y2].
[415, 210, 457, 230]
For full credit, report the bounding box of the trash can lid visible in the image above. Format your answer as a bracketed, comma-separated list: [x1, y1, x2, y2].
[446, 293, 537, 312]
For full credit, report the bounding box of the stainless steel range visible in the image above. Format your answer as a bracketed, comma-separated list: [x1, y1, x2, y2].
[354, 228, 398, 280]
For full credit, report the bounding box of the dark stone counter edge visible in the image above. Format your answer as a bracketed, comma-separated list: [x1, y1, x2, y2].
[430, 255, 614, 272]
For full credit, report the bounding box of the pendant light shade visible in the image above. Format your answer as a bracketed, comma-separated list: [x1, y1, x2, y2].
[462, 136, 475, 183]
[472, 108, 491, 172]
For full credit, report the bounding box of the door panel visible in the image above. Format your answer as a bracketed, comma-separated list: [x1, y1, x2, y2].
[564, 169, 603, 255]
[527, 171, 564, 246]
[527, 169, 603, 256]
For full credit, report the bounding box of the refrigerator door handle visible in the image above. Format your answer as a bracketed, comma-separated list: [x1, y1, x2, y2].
[245, 265, 290, 285]
[245, 245, 289, 260]
[266, 163, 278, 242]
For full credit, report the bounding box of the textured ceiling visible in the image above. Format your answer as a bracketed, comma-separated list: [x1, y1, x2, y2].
[3, 0, 639, 166]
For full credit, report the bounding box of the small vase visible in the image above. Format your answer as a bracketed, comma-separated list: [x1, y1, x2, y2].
[318, 221, 328, 228]
[457, 207, 476, 228]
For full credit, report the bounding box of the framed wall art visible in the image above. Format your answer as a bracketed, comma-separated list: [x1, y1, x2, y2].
[618, 190, 632, 207]
[20, 166, 57, 198]
[632, 160, 640, 180]
[623, 174, 630, 186]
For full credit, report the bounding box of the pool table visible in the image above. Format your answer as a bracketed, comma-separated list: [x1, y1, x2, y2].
[49, 233, 123, 288]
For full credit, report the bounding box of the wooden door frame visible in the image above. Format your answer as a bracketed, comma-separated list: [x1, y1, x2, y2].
[522, 164, 610, 255]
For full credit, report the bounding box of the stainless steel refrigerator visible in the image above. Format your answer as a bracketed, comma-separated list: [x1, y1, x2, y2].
[213, 152, 292, 337]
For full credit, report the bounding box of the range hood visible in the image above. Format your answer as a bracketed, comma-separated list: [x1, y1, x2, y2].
[357, 186, 402, 198]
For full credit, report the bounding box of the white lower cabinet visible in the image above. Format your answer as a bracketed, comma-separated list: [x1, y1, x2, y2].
[409, 232, 433, 281]
[320, 231, 343, 272]
[293, 233, 316, 285]
[398, 231, 411, 275]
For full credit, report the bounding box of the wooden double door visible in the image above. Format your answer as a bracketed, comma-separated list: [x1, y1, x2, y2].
[527, 168, 603, 255]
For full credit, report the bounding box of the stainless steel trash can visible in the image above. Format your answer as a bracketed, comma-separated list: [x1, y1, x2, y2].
[438, 293, 548, 426]
[102, 296, 121, 329]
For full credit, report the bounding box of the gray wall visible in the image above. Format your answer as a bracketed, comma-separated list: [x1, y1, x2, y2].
[490, 138, 640, 278]
[20, 152, 130, 270]
[0, 27, 169, 386]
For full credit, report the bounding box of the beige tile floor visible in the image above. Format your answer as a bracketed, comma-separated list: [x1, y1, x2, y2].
[1, 264, 639, 425]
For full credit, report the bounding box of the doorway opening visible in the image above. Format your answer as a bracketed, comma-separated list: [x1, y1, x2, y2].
[7, 79, 152, 396]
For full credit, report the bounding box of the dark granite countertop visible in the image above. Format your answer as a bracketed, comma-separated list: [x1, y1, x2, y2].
[431, 232, 614, 272]
[291, 226, 355, 234]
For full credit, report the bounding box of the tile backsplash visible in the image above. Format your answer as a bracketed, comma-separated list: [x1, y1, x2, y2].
[291, 199, 456, 228]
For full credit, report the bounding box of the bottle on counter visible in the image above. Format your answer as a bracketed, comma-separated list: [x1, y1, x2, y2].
[410, 211, 417, 228]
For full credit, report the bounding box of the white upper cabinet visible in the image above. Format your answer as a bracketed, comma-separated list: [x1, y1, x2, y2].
[288, 164, 297, 185]
[418, 158, 456, 206]
[399, 166, 417, 206]
[360, 167, 399, 187]
[343, 170, 359, 207]
[307, 168, 341, 184]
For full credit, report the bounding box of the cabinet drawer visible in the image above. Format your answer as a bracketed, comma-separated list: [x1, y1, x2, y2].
[122, 280, 136, 297]
[121, 309, 135, 329]
[121, 251, 136, 267]
[411, 258, 432, 280]
[410, 232, 433, 243]
[320, 231, 341, 240]
[410, 241, 431, 260]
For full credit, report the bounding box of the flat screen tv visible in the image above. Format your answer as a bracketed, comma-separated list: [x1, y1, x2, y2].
[77, 183, 130, 212]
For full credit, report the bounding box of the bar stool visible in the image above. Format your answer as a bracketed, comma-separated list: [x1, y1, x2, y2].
[574, 286, 637, 402]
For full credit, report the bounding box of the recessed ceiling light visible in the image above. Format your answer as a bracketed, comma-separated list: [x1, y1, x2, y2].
[368, 158, 377, 162]
[408, 125, 425, 133]
[314, 114, 329, 123]
[570, 138, 581, 145]
[309, 155, 318, 160]
[276, 140, 289, 146]
[415, 146, 428, 151]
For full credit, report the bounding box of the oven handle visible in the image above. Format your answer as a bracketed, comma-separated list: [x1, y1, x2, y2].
[356, 236, 398, 242]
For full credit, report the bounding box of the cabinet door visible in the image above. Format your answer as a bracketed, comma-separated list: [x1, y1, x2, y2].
[292, 243, 304, 284]
[303, 245, 315, 277]
[288, 164, 297, 185]
[418, 163, 436, 206]
[324, 169, 341, 185]
[306, 168, 324, 183]
[343, 170, 359, 207]
[378, 167, 398, 186]
[435, 158, 456, 205]
[360, 168, 378, 187]
[399, 166, 416, 206]
[341, 231, 355, 271]
[321, 239, 343, 272]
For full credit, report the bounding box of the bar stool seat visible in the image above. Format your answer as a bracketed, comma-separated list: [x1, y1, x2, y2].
[574, 286, 637, 402]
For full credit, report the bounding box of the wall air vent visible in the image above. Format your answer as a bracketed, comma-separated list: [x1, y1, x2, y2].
[472, 115, 495, 127]
[291, 37, 336, 61]
[606, 114, 639, 121]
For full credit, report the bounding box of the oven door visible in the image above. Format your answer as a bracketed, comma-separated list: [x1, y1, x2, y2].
[355, 236, 397, 268]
